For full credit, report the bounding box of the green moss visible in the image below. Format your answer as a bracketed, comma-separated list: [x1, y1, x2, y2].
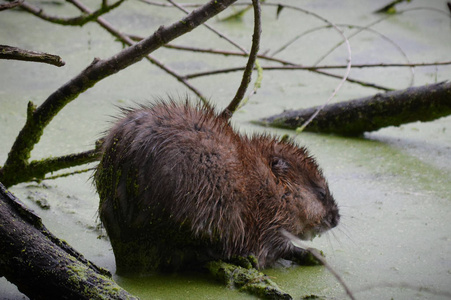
[67, 261, 136, 299]
[207, 260, 292, 300]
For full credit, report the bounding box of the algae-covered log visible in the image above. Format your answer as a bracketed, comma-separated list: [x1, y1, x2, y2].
[258, 81, 451, 136]
[207, 260, 292, 300]
[0, 183, 138, 300]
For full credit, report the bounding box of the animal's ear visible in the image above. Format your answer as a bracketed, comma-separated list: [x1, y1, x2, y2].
[270, 156, 290, 178]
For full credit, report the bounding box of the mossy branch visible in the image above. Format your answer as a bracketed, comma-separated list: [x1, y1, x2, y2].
[207, 260, 292, 300]
[257, 81, 451, 136]
[0, 183, 138, 299]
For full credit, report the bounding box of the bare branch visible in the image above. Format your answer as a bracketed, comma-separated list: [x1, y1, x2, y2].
[128, 40, 393, 91]
[0, 0, 23, 11]
[221, 0, 261, 118]
[140, 0, 201, 8]
[0, 44, 65, 67]
[184, 65, 393, 91]
[19, 0, 125, 26]
[165, 0, 248, 54]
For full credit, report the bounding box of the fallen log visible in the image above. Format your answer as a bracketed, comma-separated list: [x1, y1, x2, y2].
[0, 182, 138, 300]
[257, 81, 451, 136]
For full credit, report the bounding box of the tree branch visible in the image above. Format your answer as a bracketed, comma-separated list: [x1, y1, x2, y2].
[0, 0, 23, 11]
[27, 149, 100, 180]
[0, 0, 238, 187]
[221, 0, 261, 118]
[19, 0, 126, 26]
[166, 0, 248, 54]
[0, 44, 65, 66]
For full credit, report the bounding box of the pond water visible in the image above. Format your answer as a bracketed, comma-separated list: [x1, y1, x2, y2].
[0, 0, 450, 299]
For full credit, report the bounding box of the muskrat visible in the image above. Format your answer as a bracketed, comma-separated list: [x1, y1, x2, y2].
[94, 100, 340, 274]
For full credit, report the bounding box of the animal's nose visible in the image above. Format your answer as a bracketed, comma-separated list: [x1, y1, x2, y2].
[328, 208, 340, 228]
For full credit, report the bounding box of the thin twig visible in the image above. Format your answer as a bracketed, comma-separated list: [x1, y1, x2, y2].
[19, 0, 125, 26]
[0, 0, 23, 11]
[126, 37, 393, 91]
[0, 45, 65, 67]
[184, 65, 393, 91]
[184, 60, 451, 76]
[140, 0, 201, 8]
[166, 0, 248, 54]
[221, 0, 261, 118]
[271, 24, 413, 77]
[34, 167, 97, 182]
[281, 230, 356, 300]
[308, 21, 415, 86]
[311, 7, 450, 69]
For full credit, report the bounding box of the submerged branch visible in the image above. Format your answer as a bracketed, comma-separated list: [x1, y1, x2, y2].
[0, 45, 65, 67]
[257, 81, 451, 136]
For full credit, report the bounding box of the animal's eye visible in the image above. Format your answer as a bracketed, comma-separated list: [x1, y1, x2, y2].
[270, 157, 289, 177]
[319, 189, 327, 199]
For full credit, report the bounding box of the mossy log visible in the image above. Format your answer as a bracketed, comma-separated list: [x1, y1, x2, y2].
[257, 81, 451, 136]
[0, 182, 138, 300]
[207, 260, 292, 300]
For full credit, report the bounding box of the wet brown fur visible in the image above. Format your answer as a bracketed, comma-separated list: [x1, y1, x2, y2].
[95, 100, 340, 271]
